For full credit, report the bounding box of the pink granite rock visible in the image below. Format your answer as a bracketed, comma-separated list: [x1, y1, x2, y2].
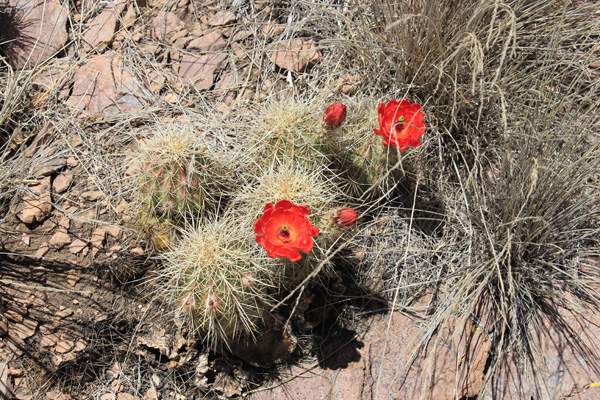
[66, 52, 152, 116]
[82, 7, 118, 53]
[208, 10, 236, 27]
[187, 31, 227, 52]
[152, 11, 185, 42]
[2, 0, 69, 69]
[270, 39, 322, 73]
[179, 53, 227, 90]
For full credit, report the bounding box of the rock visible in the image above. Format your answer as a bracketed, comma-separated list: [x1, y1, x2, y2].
[82, 7, 118, 53]
[58, 216, 70, 230]
[142, 387, 158, 400]
[66, 156, 78, 167]
[117, 393, 140, 400]
[68, 239, 88, 254]
[72, 339, 86, 353]
[66, 52, 152, 117]
[21, 233, 30, 246]
[146, 70, 165, 94]
[33, 157, 67, 177]
[215, 73, 238, 92]
[56, 308, 73, 319]
[54, 340, 74, 354]
[49, 228, 70, 249]
[41, 334, 59, 348]
[270, 39, 322, 73]
[131, 247, 145, 256]
[17, 177, 53, 224]
[5, 334, 25, 356]
[25, 121, 54, 158]
[2, 0, 69, 69]
[81, 190, 104, 201]
[164, 92, 179, 103]
[0, 315, 8, 337]
[152, 11, 185, 42]
[261, 22, 285, 38]
[32, 58, 71, 98]
[187, 31, 227, 52]
[91, 227, 106, 250]
[66, 274, 80, 286]
[35, 243, 50, 258]
[122, 5, 137, 28]
[231, 30, 253, 42]
[179, 53, 227, 90]
[5, 307, 25, 323]
[11, 318, 38, 340]
[53, 174, 73, 194]
[107, 227, 123, 240]
[208, 10, 236, 26]
[45, 390, 72, 400]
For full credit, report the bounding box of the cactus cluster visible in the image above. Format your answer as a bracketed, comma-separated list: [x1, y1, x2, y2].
[132, 96, 424, 344]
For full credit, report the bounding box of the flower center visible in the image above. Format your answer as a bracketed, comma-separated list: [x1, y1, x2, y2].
[394, 116, 405, 133]
[277, 225, 292, 242]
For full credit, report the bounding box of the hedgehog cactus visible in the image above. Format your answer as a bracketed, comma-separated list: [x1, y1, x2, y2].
[134, 122, 230, 249]
[162, 215, 276, 342]
[247, 96, 330, 169]
[139, 154, 211, 218]
[232, 162, 354, 285]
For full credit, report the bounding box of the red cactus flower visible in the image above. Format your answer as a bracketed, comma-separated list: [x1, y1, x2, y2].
[323, 103, 347, 128]
[254, 199, 319, 262]
[374, 99, 426, 150]
[333, 208, 357, 227]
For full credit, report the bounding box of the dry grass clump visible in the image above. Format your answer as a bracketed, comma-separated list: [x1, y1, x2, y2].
[419, 110, 600, 394]
[0, 63, 45, 223]
[291, 0, 600, 395]
[355, 205, 439, 308]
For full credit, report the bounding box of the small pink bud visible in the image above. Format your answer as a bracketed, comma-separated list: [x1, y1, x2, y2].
[323, 103, 347, 128]
[163, 199, 174, 211]
[179, 293, 197, 312]
[178, 168, 186, 184]
[155, 167, 163, 178]
[205, 292, 220, 312]
[333, 208, 357, 227]
[241, 275, 255, 288]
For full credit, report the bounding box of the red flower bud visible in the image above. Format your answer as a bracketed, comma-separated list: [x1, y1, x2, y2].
[323, 103, 347, 128]
[333, 208, 357, 227]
